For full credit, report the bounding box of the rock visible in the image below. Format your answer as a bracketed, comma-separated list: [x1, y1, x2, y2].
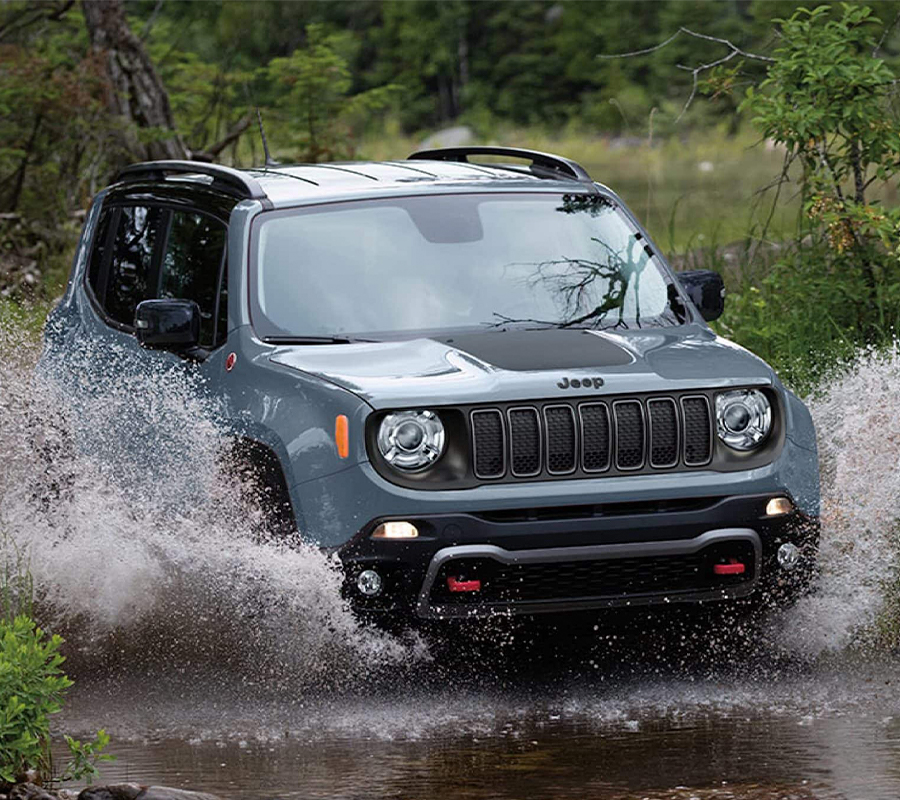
[136, 789, 223, 800]
[77, 785, 143, 800]
[9, 783, 55, 800]
[419, 125, 474, 150]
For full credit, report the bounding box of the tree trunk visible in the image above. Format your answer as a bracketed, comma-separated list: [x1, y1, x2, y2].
[82, 0, 189, 163]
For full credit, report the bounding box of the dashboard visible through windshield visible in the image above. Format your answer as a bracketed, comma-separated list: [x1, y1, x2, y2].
[249, 192, 684, 341]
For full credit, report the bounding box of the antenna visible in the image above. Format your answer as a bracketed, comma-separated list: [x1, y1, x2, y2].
[256, 107, 278, 167]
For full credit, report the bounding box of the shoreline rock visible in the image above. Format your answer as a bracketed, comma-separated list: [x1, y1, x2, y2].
[3, 784, 223, 800]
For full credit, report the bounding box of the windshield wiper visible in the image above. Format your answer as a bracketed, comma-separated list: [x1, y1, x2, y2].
[263, 335, 376, 345]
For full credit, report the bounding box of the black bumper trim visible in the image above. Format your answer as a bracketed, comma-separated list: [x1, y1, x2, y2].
[416, 528, 761, 619]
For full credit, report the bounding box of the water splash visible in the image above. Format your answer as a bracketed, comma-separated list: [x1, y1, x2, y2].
[2, 311, 900, 677]
[0, 320, 423, 685]
[777, 345, 900, 654]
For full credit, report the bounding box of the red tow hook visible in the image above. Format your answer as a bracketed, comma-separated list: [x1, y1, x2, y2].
[713, 558, 746, 576]
[447, 576, 482, 593]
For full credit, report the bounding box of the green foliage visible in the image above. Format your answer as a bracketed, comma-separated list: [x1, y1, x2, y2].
[711, 3, 900, 392]
[0, 616, 71, 784]
[266, 24, 400, 162]
[59, 730, 113, 786]
[714, 239, 865, 395]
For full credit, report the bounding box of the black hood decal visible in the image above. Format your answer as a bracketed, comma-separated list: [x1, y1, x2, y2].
[431, 329, 633, 371]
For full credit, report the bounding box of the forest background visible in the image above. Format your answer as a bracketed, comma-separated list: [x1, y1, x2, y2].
[4, 0, 900, 393]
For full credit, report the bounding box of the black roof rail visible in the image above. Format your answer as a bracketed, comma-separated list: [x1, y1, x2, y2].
[115, 160, 269, 202]
[408, 146, 593, 183]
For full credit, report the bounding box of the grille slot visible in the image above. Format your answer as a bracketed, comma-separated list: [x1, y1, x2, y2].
[544, 405, 577, 474]
[681, 396, 713, 466]
[648, 398, 679, 468]
[508, 407, 541, 476]
[471, 410, 505, 478]
[580, 402, 611, 472]
[613, 400, 645, 470]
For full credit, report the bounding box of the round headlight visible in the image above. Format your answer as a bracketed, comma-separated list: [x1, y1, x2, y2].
[715, 390, 772, 451]
[377, 410, 445, 471]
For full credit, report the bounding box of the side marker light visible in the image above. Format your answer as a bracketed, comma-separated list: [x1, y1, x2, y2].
[335, 415, 349, 459]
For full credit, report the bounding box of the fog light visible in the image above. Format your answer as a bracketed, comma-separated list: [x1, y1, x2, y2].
[356, 569, 383, 596]
[777, 543, 800, 571]
[766, 497, 794, 517]
[372, 521, 419, 539]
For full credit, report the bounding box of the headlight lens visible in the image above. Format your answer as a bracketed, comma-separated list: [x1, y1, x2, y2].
[715, 390, 772, 451]
[377, 410, 445, 471]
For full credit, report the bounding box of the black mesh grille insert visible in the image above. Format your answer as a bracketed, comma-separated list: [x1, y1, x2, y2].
[431, 540, 756, 605]
[580, 403, 611, 472]
[648, 398, 678, 467]
[472, 410, 504, 477]
[614, 401, 644, 469]
[682, 397, 713, 466]
[509, 408, 541, 476]
[544, 406, 576, 473]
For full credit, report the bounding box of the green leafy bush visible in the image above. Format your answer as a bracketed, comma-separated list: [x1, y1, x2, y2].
[0, 616, 71, 783]
[0, 614, 113, 786]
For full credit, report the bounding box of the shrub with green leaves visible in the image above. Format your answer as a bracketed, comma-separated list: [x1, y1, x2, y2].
[0, 615, 112, 786]
[735, 4, 900, 362]
[0, 616, 70, 783]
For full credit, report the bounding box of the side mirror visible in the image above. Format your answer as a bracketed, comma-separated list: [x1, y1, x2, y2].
[676, 270, 726, 322]
[134, 299, 201, 350]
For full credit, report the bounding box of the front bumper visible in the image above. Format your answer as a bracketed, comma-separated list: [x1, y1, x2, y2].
[339, 493, 819, 621]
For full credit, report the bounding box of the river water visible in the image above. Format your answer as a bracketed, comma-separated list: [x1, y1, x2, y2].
[3, 326, 900, 799]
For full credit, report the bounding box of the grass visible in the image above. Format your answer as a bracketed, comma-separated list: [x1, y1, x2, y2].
[361, 123, 809, 257]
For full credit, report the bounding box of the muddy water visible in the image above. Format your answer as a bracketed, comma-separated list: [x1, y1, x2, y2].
[4, 328, 900, 799]
[57, 651, 900, 800]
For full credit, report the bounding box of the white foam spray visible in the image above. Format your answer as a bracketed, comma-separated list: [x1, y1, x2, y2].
[776, 345, 900, 654]
[0, 320, 423, 686]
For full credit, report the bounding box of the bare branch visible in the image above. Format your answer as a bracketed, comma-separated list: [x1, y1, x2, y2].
[874, 8, 900, 57]
[599, 27, 773, 63]
[191, 116, 251, 162]
[140, 0, 165, 42]
[596, 29, 684, 60]
[598, 26, 773, 122]
[678, 28, 774, 63]
[674, 48, 740, 122]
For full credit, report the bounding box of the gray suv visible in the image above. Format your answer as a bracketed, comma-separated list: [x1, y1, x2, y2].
[46, 147, 820, 623]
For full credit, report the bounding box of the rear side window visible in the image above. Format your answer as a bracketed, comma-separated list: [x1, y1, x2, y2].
[87, 208, 114, 298]
[85, 202, 229, 347]
[105, 206, 166, 326]
[159, 212, 227, 347]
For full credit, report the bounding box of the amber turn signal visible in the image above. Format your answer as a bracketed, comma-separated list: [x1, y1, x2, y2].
[335, 414, 349, 459]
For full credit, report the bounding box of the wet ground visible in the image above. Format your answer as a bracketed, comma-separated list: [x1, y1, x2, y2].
[55, 623, 900, 800]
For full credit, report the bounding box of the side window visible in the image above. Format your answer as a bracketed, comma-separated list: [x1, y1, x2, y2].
[159, 211, 228, 348]
[87, 207, 114, 300]
[105, 206, 166, 326]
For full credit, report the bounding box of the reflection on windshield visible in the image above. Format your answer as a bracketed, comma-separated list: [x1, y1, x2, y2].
[251, 193, 682, 340]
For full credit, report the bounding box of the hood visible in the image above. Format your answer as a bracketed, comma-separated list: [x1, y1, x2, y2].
[268, 325, 776, 409]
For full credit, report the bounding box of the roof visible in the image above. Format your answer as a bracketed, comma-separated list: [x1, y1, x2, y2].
[113, 148, 601, 209]
[247, 160, 591, 207]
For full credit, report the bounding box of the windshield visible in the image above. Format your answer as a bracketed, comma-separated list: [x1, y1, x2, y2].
[250, 193, 684, 340]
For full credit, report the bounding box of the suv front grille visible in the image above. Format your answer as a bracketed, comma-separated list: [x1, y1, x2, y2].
[469, 393, 713, 482]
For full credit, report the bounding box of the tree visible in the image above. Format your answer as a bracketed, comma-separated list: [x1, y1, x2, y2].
[266, 24, 399, 162]
[82, 0, 188, 162]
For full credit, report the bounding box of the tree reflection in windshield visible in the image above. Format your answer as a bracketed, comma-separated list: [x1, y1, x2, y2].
[490, 195, 660, 332]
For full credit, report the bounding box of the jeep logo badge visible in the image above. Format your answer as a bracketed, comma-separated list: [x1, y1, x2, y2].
[558, 377, 604, 390]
